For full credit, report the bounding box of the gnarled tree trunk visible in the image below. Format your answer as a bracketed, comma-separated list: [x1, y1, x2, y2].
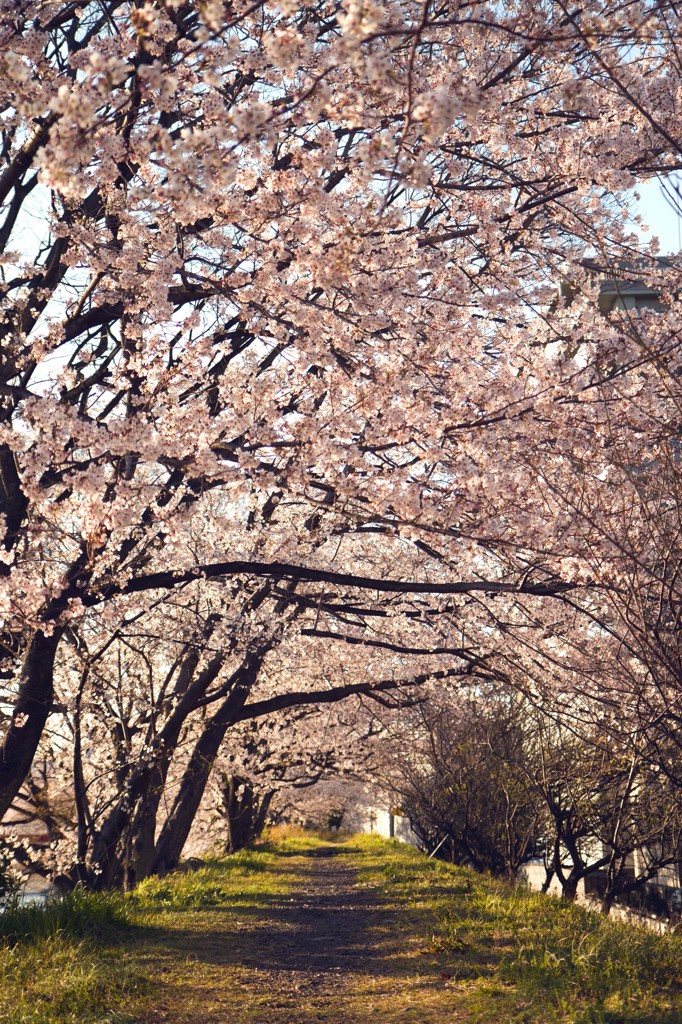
[221, 774, 274, 854]
[0, 629, 62, 821]
[153, 651, 265, 874]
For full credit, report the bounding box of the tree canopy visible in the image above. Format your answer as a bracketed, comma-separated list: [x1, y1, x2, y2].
[1, 0, 682, 887]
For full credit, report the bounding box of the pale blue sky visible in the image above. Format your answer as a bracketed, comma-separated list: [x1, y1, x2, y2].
[633, 177, 682, 255]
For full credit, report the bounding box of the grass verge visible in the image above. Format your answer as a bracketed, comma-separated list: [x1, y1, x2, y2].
[0, 839, 298, 1024]
[352, 834, 682, 1023]
[0, 888, 144, 1024]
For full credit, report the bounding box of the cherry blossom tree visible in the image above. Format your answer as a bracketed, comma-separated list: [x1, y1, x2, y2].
[8, 565, 480, 887]
[2, 0, 682, 865]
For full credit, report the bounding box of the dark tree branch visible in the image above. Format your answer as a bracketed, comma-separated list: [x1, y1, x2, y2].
[91, 559, 576, 604]
[233, 665, 484, 723]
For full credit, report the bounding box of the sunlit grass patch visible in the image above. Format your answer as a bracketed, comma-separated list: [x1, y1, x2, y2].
[343, 834, 682, 1022]
[425, 859, 682, 1021]
[497, 896, 682, 1017]
[258, 824, 349, 853]
[131, 847, 292, 911]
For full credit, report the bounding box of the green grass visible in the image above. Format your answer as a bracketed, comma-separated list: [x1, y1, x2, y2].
[2, 829, 682, 1023]
[0, 839, 297, 1024]
[0, 933, 147, 1024]
[0, 887, 144, 1024]
[0, 886, 132, 943]
[352, 837, 682, 1022]
[129, 847, 288, 910]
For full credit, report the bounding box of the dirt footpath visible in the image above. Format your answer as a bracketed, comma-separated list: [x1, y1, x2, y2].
[135, 845, 451, 1024]
[234, 848, 400, 984]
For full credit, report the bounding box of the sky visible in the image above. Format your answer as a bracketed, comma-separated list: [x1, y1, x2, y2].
[633, 177, 682, 256]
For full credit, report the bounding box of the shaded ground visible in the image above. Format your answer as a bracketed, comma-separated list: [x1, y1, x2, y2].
[131, 842, 450, 1024]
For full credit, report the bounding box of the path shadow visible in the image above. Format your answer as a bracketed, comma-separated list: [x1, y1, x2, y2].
[262, 845, 363, 858]
[135, 865, 413, 980]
